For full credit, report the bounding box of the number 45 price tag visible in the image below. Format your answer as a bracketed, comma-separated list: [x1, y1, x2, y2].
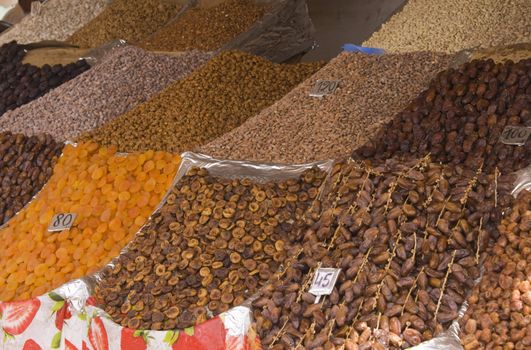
[309, 268, 341, 303]
[48, 213, 77, 232]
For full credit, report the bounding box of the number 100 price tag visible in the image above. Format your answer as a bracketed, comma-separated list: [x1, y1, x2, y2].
[309, 268, 341, 302]
[48, 213, 77, 232]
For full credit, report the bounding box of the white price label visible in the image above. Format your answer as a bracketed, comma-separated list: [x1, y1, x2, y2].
[309, 268, 341, 297]
[48, 213, 76, 232]
[31, 1, 42, 16]
[310, 80, 339, 97]
[500, 126, 531, 146]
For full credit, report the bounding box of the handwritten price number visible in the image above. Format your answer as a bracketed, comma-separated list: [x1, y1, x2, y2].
[48, 213, 76, 232]
[310, 80, 339, 97]
[309, 268, 341, 296]
[500, 126, 530, 146]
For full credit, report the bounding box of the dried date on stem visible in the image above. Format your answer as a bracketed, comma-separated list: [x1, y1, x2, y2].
[253, 157, 515, 349]
[353, 58, 530, 174]
[95, 166, 327, 330]
[460, 191, 530, 350]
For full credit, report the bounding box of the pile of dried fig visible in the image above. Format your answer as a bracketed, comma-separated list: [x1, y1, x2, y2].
[353, 58, 530, 174]
[253, 157, 515, 349]
[95, 166, 326, 330]
[460, 191, 530, 350]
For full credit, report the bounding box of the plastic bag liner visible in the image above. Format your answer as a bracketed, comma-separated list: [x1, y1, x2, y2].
[81, 39, 128, 66]
[219, 0, 316, 63]
[512, 164, 531, 197]
[342, 44, 385, 55]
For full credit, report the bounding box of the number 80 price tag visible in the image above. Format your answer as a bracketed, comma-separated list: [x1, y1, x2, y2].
[48, 213, 77, 232]
[309, 268, 341, 302]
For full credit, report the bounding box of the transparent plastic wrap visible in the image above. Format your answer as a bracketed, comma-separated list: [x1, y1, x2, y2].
[220, 0, 316, 63]
[81, 39, 128, 65]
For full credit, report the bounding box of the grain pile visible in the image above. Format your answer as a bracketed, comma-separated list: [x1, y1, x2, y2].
[0, 132, 63, 226]
[141, 0, 267, 51]
[0, 0, 108, 45]
[79, 51, 323, 153]
[353, 58, 531, 174]
[0, 41, 90, 117]
[0, 143, 180, 301]
[67, 0, 182, 48]
[254, 157, 515, 349]
[200, 51, 453, 164]
[364, 0, 530, 53]
[460, 191, 531, 350]
[0, 47, 212, 141]
[95, 166, 326, 330]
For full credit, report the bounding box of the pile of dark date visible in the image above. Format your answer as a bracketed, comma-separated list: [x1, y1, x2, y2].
[0, 41, 90, 116]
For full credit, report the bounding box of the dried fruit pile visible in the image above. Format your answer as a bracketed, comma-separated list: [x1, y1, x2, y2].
[0, 41, 90, 117]
[79, 51, 323, 153]
[0, 142, 180, 301]
[141, 0, 267, 51]
[0, 0, 108, 45]
[0, 47, 212, 141]
[0, 132, 63, 226]
[253, 157, 514, 349]
[67, 0, 182, 48]
[200, 51, 453, 164]
[95, 166, 327, 330]
[353, 58, 531, 174]
[461, 191, 530, 349]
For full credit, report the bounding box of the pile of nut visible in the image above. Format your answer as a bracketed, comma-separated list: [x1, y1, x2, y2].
[80, 51, 323, 153]
[0, 132, 63, 226]
[253, 157, 515, 349]
[67, 0, 182, 48]
[460, 191, 530, 350]
[0, 41, 90, 117]
[353, 58, 530, 174]
[141, 0, 267, 51]
[95, 166, 327, 330]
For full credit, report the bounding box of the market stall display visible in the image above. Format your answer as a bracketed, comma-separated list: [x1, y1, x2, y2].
[0, 142, 180, 302]
[0, 41, 90, 117]
[364, 0, 530, 53]
[67, 0, 183, 48]
[460, 191, 530, 349]
[253, 157, 515, 349]
[79, 51, 323, 153]
[200, 51, 454, 163]
[140, 0, 267, 51]
[0, 132, 63, 225]
[353, 58, 531, 174]
[0, 46, 212, 141]
[94, 153, 329, 330]
[0, 0, 108, 45]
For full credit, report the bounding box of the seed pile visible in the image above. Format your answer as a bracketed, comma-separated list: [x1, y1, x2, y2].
[364, 0, 531, 53]
[0, 143, 180, 302]
[199, 51, 453, 164]
[0, 47, 212, 141]
[253, 157, 515, 349]
[141, 0, 267, 51]
[461, 191, 531, 350]
[353, 58, 531, 174]
[67, 0, 182, 48]
[0, 41, 90, 117]
[95, 166, 326, 330]
[79, 51, 323, 153]
[0, 0, 107, 45]
[0, 132, 63, 226]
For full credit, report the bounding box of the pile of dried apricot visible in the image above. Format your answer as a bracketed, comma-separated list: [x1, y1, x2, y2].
[0, 142, 180, 301]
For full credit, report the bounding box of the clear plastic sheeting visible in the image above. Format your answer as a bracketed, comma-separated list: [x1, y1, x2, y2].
[177, 151, 334, 183]
[220, 0, 316, 63]
[82, 39, 128, 66]
[512, 165, 531, 198]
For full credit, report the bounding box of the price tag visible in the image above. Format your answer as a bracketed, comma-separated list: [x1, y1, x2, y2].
[500, 126, 531, 146]
[310, 80, 339, 97]
[31, 1, 42, 16]
[48, 213, 76, 232]
[309, 268, 341, 301]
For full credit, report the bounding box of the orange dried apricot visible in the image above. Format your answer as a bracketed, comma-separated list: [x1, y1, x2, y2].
[0, 142, 180, 301]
